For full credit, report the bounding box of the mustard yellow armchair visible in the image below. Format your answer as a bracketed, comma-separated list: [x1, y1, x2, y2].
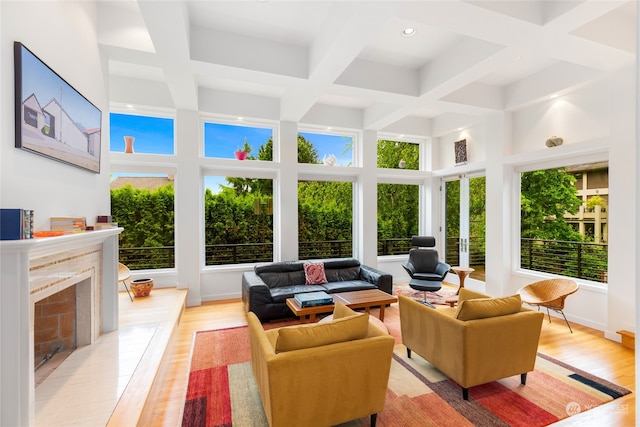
[399, 288, 544, 400]
[247, 304, 395, 427]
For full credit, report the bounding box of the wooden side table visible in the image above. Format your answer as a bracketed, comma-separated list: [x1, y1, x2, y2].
[451, 266, 474, 295]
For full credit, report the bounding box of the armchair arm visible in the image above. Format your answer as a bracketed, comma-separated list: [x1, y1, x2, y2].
[360, 264, 393, 294]
[401, 261, 415, 276]
[460, 310, 544, 387]
[434, 261, 451, 280]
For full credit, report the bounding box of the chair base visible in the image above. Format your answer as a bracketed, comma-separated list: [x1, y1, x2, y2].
[539, 306, 573, 333]
[122, 281, 133, 302]
[408, 279, 441, 308]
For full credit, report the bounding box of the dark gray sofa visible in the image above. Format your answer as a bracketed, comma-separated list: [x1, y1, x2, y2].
[241, 258, 393, 322]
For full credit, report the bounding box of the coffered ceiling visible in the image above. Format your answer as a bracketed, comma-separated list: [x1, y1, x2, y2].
[100, 0, 637, 137]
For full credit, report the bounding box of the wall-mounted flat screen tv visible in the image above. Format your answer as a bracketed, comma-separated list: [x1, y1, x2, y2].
[14, 41, 102, 173]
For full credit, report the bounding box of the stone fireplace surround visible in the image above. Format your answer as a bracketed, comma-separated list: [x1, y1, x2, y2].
[0, 228, 122, 426]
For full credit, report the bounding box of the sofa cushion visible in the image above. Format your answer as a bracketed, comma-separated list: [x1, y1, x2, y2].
[275, 312, 369, 353]
[455, 294, 522, 321]
[322, 280, 377, 293]
[304, 262, 328, 285]
[270, 285, 327, 303]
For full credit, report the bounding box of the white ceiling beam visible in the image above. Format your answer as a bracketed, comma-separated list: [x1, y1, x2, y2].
[137, 0, 198, 110]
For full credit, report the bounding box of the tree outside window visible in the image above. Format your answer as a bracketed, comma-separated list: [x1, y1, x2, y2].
[520, 163, 608, 283]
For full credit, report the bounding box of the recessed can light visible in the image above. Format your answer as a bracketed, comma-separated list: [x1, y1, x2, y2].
[401, 27, 416, 37]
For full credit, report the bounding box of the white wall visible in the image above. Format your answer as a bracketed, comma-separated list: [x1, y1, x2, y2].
[0, 1, 109, 425]
[0, 1, 109, 230]
[502, 68, 636, 334]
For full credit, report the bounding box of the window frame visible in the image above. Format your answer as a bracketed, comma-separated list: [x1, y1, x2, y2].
[510, 152, 609, 288]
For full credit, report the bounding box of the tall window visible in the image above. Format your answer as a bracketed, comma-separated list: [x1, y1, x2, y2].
[298, 131, 353, 166]
[520, 162, 608, 283]
[204, 175, 274, 265]
[109, 113, 176, 270]
[203, 121, 273, 160]
[377, 183, 419, 255]
[377, 139, 419, 170]
[110, 173, 175, 269]
[110, 113, 174, 155]
[298, 180, 353, 259]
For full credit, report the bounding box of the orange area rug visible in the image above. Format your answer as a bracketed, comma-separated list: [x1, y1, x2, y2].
[181, 325, 630, 427]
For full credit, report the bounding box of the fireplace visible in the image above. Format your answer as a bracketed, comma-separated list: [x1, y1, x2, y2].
[0, 228, 122, 426]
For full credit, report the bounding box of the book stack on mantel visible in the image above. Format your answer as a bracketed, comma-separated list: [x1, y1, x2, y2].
[294, 291, 334, 308]
[94, 215, 117, 230]
[50, 217, 87, 233]
[0, 208, 34, 240]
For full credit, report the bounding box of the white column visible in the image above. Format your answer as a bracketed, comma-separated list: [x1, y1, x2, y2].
[484, 111, 512, 296]
[278, 121, 299, 261]
[634, 6, 639, 408]
[606, 64, 636, 340]
[101, 234, 119, 332]
[359, 129, 378, 266]
[175, 110, 202, 306]
[0, 249, 32, 426]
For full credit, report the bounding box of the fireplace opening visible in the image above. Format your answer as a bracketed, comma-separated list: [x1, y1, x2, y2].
[34, 277, 92, 386]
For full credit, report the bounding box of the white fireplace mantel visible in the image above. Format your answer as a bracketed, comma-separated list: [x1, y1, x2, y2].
[0, 228, 123, 427]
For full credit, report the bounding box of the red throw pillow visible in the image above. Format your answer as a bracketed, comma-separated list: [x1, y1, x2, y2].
[303, 262, 328, 285]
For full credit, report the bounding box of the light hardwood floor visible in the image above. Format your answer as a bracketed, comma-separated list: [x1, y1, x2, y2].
[141, 293, 635, 427]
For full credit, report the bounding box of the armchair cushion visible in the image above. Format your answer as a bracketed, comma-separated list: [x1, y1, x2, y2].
[275, 311, 369, 353]
[455, 293, 522, 321]
[333, 301, 358, 319]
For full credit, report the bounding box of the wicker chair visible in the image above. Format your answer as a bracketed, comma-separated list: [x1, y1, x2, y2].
[118, 262, 133, 302]
[517, 279, 579, 332]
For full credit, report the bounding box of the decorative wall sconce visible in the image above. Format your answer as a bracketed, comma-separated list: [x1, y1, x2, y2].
[454, 139, 467, 165]
[545, 136, 564, 147]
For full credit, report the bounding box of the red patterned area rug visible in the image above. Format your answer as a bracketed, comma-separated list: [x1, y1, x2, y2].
[180, 326, 630, 427]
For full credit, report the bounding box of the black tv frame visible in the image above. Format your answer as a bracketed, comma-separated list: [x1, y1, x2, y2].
[14, 41, 102, 173]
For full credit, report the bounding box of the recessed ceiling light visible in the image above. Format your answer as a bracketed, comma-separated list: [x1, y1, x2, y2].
[237, 117, 244, 121]
[126, 104, 134, 109]
[550, 94, 559, 99]
[401, 27, 416, 37]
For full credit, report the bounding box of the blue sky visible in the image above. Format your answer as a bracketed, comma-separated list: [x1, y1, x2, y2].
[110, 114, 353, 192]
[110, 113, 174, 154]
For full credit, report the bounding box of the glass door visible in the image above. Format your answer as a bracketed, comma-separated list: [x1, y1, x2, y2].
[443, 174, 485, 281]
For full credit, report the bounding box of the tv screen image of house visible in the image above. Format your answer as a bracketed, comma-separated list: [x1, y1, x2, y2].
[14, 41, 102, 173]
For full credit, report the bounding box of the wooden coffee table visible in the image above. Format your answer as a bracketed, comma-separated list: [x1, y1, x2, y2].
[333, 289, 398, 322]
[286, 297, 337, 323]
[286, 289, 398, 323]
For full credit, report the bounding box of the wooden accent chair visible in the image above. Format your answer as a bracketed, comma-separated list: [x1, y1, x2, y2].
[517, 278, 579, 332]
